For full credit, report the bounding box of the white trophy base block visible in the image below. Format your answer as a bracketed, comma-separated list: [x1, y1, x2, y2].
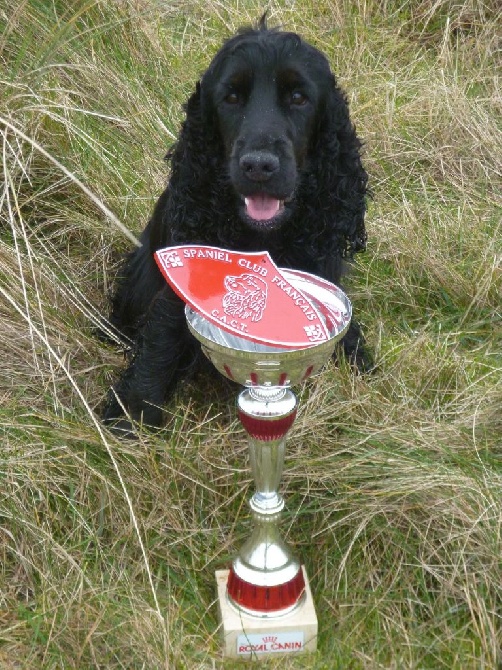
[216, 567, 318, 659]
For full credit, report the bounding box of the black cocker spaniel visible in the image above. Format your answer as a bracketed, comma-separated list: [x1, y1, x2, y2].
[104, 18, 370, 432]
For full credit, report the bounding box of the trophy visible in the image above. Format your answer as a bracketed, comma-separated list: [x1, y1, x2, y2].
[154, 247, 351, 659]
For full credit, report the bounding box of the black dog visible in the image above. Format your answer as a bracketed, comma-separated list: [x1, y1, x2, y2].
[104, 18, 370, 431]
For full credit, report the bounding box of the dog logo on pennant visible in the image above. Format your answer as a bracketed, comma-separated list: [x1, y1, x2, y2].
[222, 273, 267, 323]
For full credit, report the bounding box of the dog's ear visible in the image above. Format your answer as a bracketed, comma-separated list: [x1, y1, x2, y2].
[151, 80, 225, 247]
[176, 80, 219, 152]
[165, 80, 223, 181]
[311, 77, 368, 257]
[182, 78, 224, 153]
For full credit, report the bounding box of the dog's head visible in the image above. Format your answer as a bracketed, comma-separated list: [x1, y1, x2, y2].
[166, 18, 367, 259]
[197, 19, 339, 232]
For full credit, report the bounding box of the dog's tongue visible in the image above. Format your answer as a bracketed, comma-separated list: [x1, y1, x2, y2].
[245, 195, 281, 221]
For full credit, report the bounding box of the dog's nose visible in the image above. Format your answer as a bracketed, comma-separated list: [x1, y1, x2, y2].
[239, 151, 279, 181]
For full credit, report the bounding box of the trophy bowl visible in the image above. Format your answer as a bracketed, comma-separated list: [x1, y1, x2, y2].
[186, 269, 352, 389]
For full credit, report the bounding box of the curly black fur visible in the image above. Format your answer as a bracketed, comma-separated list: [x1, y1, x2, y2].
[103, 19, 371, 431]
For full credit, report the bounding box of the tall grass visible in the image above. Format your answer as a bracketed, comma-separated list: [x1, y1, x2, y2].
[0, 0, 500, 667]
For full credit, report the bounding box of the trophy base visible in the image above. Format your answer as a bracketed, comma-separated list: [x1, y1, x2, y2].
[216, 567, 318, 659]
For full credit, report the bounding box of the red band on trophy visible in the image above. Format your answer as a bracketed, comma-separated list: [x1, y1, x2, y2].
[238, 409, 298, 441]
[154, 245, 332, 349]
[227, 566, 306, 614]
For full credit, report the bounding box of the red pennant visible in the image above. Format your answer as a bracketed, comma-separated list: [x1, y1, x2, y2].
[154, 245, 331, 348]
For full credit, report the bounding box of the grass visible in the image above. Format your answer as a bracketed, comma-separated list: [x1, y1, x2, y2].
[0, 0, 500, 667]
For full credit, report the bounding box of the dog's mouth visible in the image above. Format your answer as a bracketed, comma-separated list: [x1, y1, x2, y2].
[244, 194, 284, 221]
[242, 193, 292, 229]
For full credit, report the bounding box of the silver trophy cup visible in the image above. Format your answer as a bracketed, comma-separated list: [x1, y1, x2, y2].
[186, 269, 351, 618]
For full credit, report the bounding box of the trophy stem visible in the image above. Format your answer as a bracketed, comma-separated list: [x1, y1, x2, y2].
[226, 386, 305, 616]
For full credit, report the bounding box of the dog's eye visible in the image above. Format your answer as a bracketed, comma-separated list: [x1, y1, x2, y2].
[290, 91, 308, 106]
[224, 92, 241, 105]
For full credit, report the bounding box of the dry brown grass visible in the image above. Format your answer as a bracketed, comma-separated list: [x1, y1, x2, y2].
[0, 0, 500, 667]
